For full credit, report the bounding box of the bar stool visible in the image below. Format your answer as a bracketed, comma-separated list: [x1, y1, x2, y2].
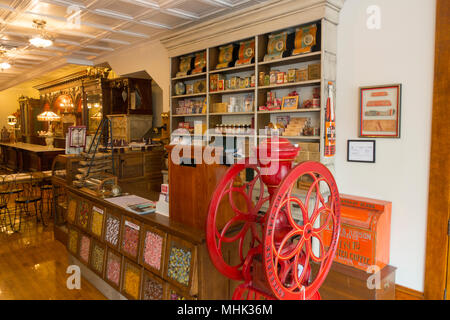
[39, 180, 53, 218]
[13, 173, 44, 232]
[0, 176, 13, 231]
[0, 174, 23, 230]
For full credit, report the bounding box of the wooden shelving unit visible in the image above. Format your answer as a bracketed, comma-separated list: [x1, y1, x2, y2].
[169, 18, 337, 166]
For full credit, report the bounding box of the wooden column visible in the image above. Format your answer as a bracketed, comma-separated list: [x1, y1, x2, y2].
[424, 0, 450, 300]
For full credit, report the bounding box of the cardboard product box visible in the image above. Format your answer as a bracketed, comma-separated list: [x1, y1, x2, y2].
[212, 103, 228, 113]
[210, 74, 224, 92]
[295, 150, 309, 163]
[308, 63, 321, 80]
[296, 68, 308, 82]
[194, 123, 206, 135]
[309, 151, 320, 162]
[307, 142, 320, 152]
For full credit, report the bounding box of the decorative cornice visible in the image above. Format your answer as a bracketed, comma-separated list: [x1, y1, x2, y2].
[161, 0, 345, 57]
[33, 67, 110, 92]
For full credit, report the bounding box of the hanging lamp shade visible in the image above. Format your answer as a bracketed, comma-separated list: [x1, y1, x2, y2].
[29, 20, 53, 48]
[7, 115, 17, 126]
[37, 111, 60, 122]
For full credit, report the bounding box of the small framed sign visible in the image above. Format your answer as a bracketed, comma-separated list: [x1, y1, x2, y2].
[347, 140, 376, 163]
[68, 126, 87, 148]
[281, 96, 299, 110]
[359, 84, 402, 138]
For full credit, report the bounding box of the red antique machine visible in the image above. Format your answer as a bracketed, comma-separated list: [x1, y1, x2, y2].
[206, 138, 341, 300]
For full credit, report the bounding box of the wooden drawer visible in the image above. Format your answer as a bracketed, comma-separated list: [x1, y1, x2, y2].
[120, 154, 144, 179]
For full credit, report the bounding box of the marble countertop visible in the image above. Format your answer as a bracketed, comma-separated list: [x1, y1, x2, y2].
[0, 142, 65, 152]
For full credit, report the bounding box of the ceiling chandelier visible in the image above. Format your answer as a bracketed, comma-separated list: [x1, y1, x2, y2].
[0, 50, 11, 70]
[29, 19, 53, 48]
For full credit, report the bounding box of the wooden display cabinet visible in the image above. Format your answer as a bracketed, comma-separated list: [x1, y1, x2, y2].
[64, 186, 234, 300]
[106, 78, 153, 115]
[169, 18, 338, 170]
[18, 96, 42, 144]
[108, 114, 153, 144]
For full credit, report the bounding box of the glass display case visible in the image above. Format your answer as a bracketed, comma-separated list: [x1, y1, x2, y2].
[51, 154, 82, 226]
[84, 79, 106, 135]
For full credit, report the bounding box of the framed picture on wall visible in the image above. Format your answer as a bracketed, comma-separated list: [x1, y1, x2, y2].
[359, 84, 402, 138]
[347, 140, 376, 163]
[68, 126, 87, 148]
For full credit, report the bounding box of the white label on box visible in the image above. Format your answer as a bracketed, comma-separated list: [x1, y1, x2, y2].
[125, 220, 140, 231]
[92, 206, 104, 215]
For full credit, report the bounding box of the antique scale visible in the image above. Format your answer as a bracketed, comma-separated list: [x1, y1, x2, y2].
[206, 138, 341, 300]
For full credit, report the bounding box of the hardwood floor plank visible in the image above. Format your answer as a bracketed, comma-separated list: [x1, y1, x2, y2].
[0, 219, 106, 300]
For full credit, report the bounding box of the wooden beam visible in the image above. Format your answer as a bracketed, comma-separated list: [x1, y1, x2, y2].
[424, 0, 450, 300]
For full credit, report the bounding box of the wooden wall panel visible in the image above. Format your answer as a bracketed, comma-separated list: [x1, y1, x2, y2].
[424, 0, 450, 300]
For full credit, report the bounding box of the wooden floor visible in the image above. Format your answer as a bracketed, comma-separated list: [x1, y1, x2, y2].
[0, 215, 106, 300]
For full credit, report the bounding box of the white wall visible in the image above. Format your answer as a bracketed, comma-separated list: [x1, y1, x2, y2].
[0, 86, 39, 128]
[335, 0, 436, 291]
[97, 0, 436, 292]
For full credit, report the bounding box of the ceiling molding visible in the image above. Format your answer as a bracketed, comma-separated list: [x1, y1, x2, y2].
[160, 0, 345, 57]
[0, 0, 282, 89]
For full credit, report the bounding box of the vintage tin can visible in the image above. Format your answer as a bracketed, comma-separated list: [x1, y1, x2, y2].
[296, 68, 308, 82]
[230, 76, 238, 90]
[259, 72, 266, 86]
[244, 77, 250, 88]
[269, 71, 278, 85]
[218, 79, 225, 91]
[308, 63, 321, 80]
[277, 72, 285, 84]
[288, 69, 296, 82]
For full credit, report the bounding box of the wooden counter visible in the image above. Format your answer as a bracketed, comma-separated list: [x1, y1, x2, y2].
[0, 142, 65, 172]
[61, 185, 233, 300]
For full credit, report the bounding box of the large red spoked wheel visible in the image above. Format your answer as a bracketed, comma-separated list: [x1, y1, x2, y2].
[206, 160, 270, 281]
[263, 161, 341, 300]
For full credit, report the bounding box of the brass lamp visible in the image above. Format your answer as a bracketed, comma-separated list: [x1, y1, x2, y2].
[37, 111, 60, 149]
[7, 115, 17, 143]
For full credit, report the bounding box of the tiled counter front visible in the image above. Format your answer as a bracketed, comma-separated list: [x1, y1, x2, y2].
[64, 187, 230, 300]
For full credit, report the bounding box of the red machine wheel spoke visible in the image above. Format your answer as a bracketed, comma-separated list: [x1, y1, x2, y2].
[207, 161, 268, 281]
[217, 217, 249, 248]
[250, 223, 262, 245]
[275, 230, 304, 263]
[264, 161, 341, 300]
[313, 207, 333, 234]
[309, 234, 326, 263]
[227, 187, 252, 216]
[280, 196, 308, 230]
[305, 175, 327, 215]
[293, 249, 310, 290]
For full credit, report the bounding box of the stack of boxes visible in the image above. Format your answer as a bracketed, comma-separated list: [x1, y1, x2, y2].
[295, 142, 320, 190]
[282, 117, 310, 136]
